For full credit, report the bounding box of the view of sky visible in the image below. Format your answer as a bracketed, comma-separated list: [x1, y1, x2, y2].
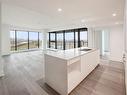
[10, 31, 42, 40]
[10, 31, 87, 41]
[50, 31, 87, 41]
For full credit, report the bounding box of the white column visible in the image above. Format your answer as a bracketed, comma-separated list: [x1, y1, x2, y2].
[88, 28, 95, 48]
[125, 0, 127, 94]
[1, 24, 10, 55]
[42, 29, 50, 78]
[94, 30, 103, 55]
[0, 2, 4, 77]
[43, 29, 50, 50]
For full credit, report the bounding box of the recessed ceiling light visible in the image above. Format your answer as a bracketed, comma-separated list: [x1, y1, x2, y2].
[112, 13, 116, 17]
[81, 19, 85, 23]
[58, 8, 62, 12]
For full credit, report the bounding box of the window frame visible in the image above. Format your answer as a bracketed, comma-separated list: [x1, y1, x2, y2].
[10, 30, 42, 51]
[48, 28, 88, 50]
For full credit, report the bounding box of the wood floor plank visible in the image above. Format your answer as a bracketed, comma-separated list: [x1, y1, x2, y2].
[0, 51, 125, 95]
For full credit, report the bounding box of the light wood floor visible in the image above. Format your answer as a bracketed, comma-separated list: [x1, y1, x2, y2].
[0, 51, 125, 95]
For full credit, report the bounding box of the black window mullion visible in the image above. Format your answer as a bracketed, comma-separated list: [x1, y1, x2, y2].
[63, 31, 65, 50]
[38, 32, 39, 48]
[28, 32, 29, 49]
[15, 30, 17, 51]
[55, 32, 57, 49]
[49, 32, 51, 48]
[74, 30, 76, 48]
[87, 31, 88, 47]
[78, 29, 80, 47]
[48, 28, 88, 49]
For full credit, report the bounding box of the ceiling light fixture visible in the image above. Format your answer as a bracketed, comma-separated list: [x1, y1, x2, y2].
[112, 13, 116, 17]
[58, 8, 62, 12]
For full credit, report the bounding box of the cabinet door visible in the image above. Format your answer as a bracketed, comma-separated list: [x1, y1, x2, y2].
[81, 50, 100, 77]
[81, 54, 90, 77]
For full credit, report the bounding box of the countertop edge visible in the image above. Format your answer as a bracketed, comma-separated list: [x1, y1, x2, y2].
[44, 48, 99, 60]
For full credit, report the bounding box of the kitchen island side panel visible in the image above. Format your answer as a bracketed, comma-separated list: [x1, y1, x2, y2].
[45, 54, 68, 95]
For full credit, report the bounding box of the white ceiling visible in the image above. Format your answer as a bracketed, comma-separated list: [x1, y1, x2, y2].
[1, 0, 125, 30]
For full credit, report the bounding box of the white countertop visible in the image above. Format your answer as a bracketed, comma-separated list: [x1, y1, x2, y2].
[44, 47, 98, 60]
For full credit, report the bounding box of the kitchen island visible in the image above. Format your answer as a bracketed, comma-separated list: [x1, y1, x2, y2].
[44, 47, 100, 95]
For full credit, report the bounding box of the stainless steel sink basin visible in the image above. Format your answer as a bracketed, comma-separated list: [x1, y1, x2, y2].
[80, 49, 92, 51]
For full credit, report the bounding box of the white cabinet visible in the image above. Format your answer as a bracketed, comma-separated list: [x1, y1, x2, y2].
[81, 50, 100, 77]
[45, 49, 100, 95]
[67, 57, 81, 93]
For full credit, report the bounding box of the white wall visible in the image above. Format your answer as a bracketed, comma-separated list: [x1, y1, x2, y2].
[0, 2, 4, 77]
[88, 28, 95, 48]
[42, 29, 50, 50]
[0, 3, 1, 55]
[88, 28, 103, 54]
[124, 0, 127, 93]
[1, 24, 10, 55]
[88, 28, 110, 56]
[103, 30, 110, 52]
[88, 25, 124, 62]
[94, 30, 102, 54]
[109, 25, 124, 62]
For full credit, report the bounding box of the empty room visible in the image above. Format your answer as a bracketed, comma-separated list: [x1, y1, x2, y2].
[0, 0, 126, 95]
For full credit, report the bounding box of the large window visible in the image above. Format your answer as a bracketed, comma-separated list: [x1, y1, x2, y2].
[65, 32, 74, 49]
[50, 33, 56, 49]
[29, 32, 39, 49]
[57, 32, 63, 50]
[10, 30, 42, 51]
[17, 31, 28, 50]
[39, 33, 43, 48]
[48, 28, 88, 50]
[75, 31, 78, 48]
[80, 31, 88, 47]
[10, 31, 16, 51]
